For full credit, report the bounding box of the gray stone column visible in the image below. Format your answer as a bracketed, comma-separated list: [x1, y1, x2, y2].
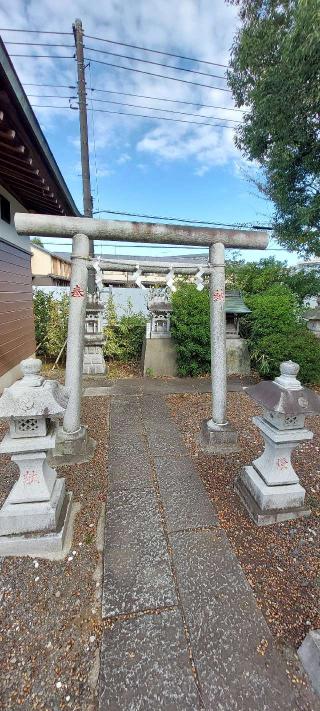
[200, 242, 238, 453]
[64, 233, 89, 434]
[52, 233, 96, 464]
[209, 242, 227, 426]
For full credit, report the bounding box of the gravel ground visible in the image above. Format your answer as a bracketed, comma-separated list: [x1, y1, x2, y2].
[167, 390, 320, 651]
[0, 396, 109, 711]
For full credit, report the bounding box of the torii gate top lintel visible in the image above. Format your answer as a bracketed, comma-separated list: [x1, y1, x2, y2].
[14, 213, 269, 250]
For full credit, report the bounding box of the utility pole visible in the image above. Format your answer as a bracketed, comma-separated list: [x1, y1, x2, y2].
[73, 18, 95, 293]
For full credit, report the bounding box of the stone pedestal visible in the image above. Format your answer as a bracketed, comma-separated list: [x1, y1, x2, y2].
[142, 337, 177, 377]
[50, 424, 96, 465]
[83, 341, 106, 375]
[200, 419, 239, 454]
[226, 338, 250, 376]
[235, 361, 320, 526]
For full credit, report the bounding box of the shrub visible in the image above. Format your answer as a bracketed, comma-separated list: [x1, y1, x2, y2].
[243, 284, 320, 383]
[171, 283, 210, 376]
[103, 296, 147, 363]
[170, 281, 320, 384]
[46, 294, 69, 361]
[32, 291, 69, 362]
[33, 290, 53, 356]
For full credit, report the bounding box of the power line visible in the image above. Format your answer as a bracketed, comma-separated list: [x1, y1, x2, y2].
[23, 82, 76, 89]
[82, 95, 241, 122]
[84, 56, 232, 92]
[85, 33, 229, 69]
[93, 209, 273, 230]
[0, 28, 72, 35]
[27, 93, 241, 121]
[5, 41, 74, 48]
[30, 102, 237, 128]
[9, 53, 74, 59]
[24, 82, 244, 112]
[84, 45, 227, 80]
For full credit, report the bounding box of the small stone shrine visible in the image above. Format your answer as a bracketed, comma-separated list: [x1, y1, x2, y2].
[303, 296, 320, 339]
[83, 292, 106, 375]
[225, 290, 251, 375]
[0, 357, 72, 556]
[142, 291, 177, 376]
[235, 360, 320, 525]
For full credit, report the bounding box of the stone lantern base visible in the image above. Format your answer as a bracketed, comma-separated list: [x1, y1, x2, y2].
[235, 468, 310, 526]
[0, 492, 74, 557]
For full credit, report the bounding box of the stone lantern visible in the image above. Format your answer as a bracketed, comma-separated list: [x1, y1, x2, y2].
[83, 292, 106, 375]
[146, 295, 173, 339]
[142, 292, 177, 376]
[235, 361, 320, 525]
[0, 358, 72, 555]
[303, 296, 320, 339]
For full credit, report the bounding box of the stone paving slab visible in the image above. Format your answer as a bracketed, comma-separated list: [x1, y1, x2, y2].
[154, 456, 218, 533]
[108, 454, 153, 491]
[99, 610, 201, 710]
[102, 484, 177, 617]
[169, 528, 296, 710]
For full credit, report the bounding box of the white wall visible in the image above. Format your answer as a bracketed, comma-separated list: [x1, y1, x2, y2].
[0, 184, 30, 252]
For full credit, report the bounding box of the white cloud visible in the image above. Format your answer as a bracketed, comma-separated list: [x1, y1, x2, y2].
[116, 153, 131, 165]
[0, 0, 242, 173]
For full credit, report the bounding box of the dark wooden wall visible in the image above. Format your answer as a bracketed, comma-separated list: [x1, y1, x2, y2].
[0, 239, 35, 378]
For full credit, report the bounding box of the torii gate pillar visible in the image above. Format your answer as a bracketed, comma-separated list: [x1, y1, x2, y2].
[200, 242, 239, 453]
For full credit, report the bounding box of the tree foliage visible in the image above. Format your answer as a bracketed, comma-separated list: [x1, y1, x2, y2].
[228, 0, 320, 256]
[31, 237, 44, 248]
[171, 283, 211, 376]
[33, 291, 69, 361]
[170, 277, 320, 383]
[103, 295, 147, 363]
[243, 284, 320, 382]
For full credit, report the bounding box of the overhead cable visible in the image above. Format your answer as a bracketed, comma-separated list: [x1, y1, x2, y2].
[84, 33, 229, 69]
[9, 53, 74, 59]
[24, 82, 244, 111]
[84, 45, 227, 80]
[26, 93, 240, 123]
[0, 28, 72, 34]
[30, 102, 236, 127]
[93, 209, 273, 230]
[84, 56, 232, 91]
[5, 41, 74, 48]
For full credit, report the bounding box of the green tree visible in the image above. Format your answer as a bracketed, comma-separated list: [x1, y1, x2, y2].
[228, 0, 320, 257]
[233, 257, 287, 295]
[244, 284, 320, 381]
[103, 296, 147, 363]
[31, 237, 44, 248]
[32, 290, 53, 355]
[46, 294, 69, 360]
[283, 268, 320, 303]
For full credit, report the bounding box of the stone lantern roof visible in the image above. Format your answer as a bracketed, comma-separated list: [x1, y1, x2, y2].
[148, 298, 173, 313]
[225, 290, 251, 314]
[0, 358, 68, 420]
[245, 361, 320, 416]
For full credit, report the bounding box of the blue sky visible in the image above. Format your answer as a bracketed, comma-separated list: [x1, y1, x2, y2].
[0, 0, 300, 265]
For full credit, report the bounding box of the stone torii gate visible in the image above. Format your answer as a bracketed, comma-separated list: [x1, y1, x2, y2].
[15, 213, 268, 457]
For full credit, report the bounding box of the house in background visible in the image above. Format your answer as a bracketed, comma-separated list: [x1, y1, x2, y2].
[31, 244, 71, 286]
[0, 37, 79, 392]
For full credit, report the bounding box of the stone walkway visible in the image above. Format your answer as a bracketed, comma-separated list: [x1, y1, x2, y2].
[99, 391, 300, 710]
